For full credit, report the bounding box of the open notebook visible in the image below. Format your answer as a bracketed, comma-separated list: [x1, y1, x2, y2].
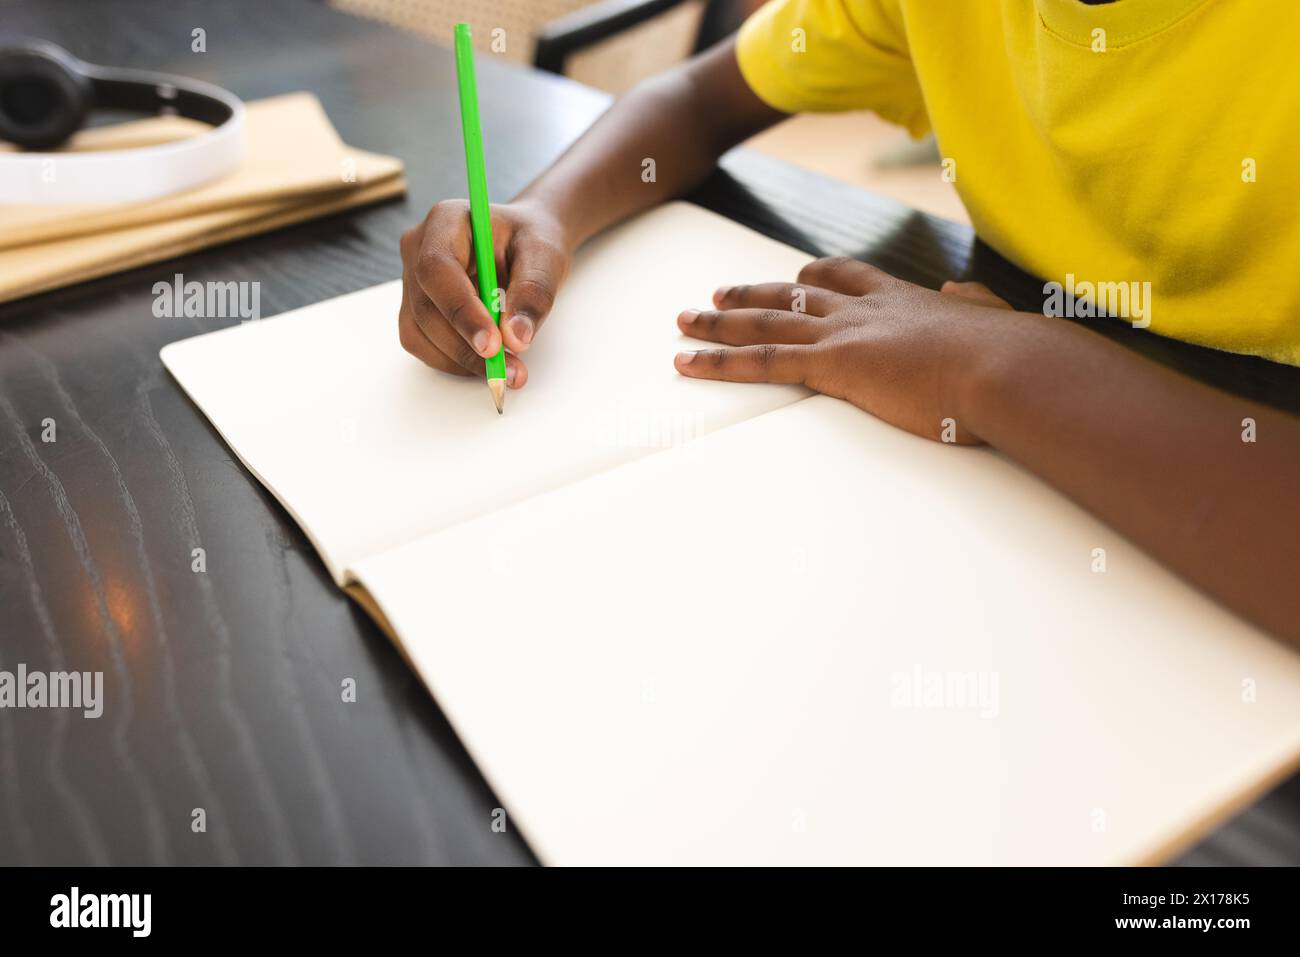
[162, 202, 1300, 865]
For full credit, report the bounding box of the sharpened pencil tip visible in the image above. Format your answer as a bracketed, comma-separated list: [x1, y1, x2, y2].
[488, 378, 506, 415]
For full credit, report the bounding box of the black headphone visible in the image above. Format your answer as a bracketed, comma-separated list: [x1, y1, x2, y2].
[0, 38, 241, 150]
[0, 38, 246, 203]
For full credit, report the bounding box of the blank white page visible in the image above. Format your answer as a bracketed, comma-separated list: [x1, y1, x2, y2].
[161, 202, 813, 582]
[353, 395, 1300, 865]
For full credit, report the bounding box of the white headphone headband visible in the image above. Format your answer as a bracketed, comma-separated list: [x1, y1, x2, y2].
[0, 66, 246, 205]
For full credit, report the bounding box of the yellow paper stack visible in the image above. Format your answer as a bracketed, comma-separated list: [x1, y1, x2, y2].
[0, 92, 407, 303]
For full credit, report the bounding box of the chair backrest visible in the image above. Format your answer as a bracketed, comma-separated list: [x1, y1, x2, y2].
[330, 0, 595, 65]
[329, 0, 747, 93]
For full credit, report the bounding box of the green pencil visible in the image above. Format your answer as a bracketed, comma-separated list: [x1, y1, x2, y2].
[453, 22, 507, 413]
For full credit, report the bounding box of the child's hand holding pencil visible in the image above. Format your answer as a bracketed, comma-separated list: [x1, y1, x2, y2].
[397, 197, 571, 397]
[398, 22, 574, 412]
[398, 33, 779, 408]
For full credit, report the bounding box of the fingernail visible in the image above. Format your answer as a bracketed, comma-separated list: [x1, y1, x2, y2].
[676, 351, 695, 365]
[509, 315, 534, 345]
[473, 329, 492, 356]
[506, 364, 518, 386]
[679, 309, 700, 325]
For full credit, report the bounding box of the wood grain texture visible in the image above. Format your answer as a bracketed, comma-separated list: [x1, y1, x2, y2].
[0, 0, 1296, 865]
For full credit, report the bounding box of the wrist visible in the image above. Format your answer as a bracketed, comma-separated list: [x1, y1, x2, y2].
[950, 309, 1048, 444]
[512, 191, 583, 253]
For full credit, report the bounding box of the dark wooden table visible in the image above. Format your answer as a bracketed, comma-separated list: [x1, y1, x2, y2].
[1, 0, 1297, 866]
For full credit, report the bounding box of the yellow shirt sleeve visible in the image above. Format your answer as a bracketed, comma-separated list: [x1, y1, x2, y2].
[736, 0, 930, 136]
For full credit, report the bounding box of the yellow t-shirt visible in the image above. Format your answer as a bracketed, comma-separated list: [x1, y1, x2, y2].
[736, 0, 1300, 366]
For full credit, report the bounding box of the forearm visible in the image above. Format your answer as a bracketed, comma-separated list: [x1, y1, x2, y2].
[962, 314, 1300, 643]
[515, 40, 785, 249]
